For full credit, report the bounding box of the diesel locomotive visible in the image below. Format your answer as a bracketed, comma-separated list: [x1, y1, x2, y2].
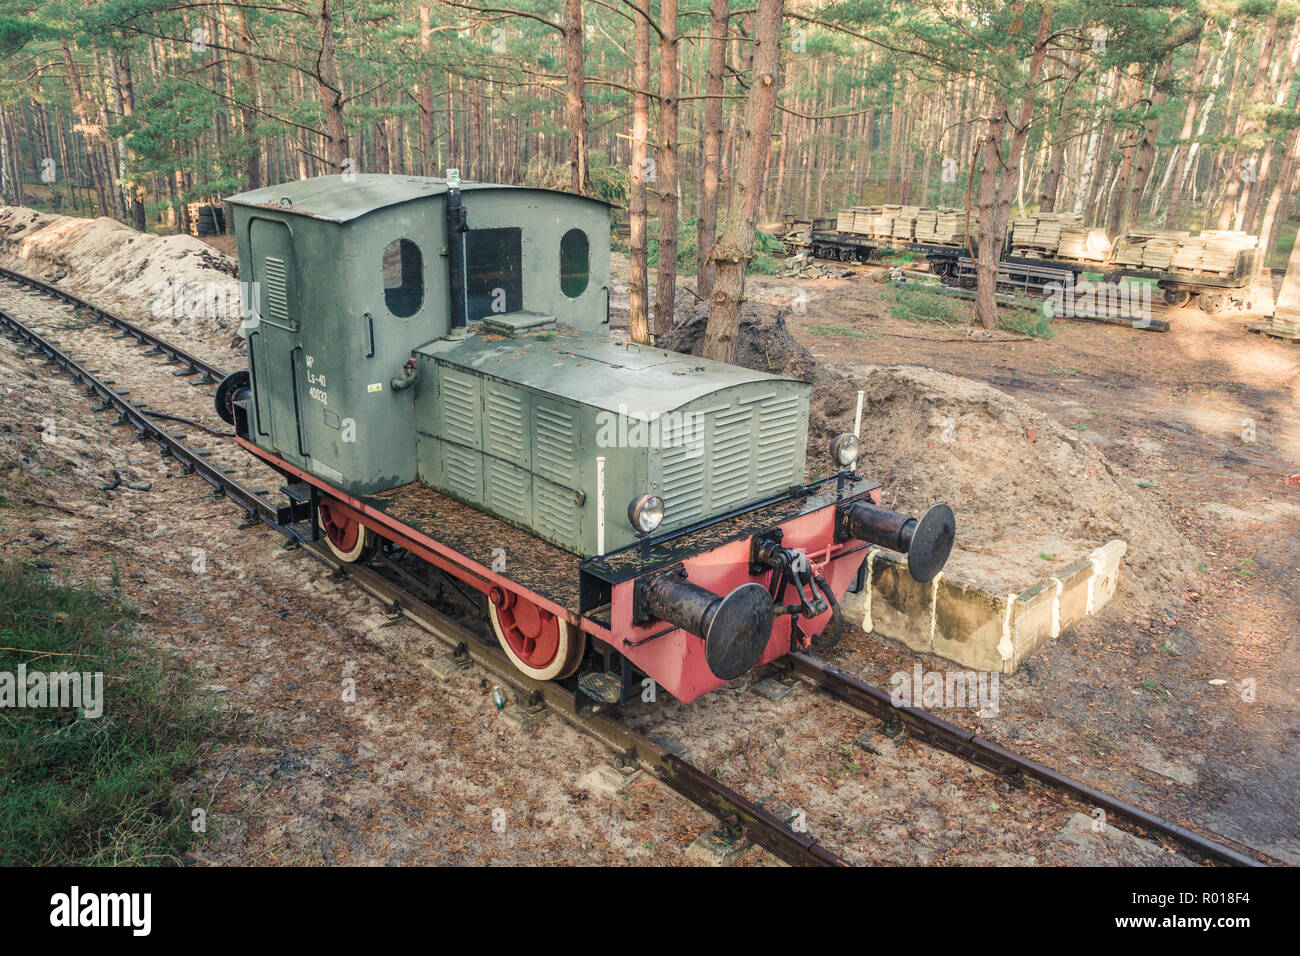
[216, 173, 955, 705]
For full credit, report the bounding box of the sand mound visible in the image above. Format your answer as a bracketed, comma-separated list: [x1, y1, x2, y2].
[0, 206, 240, 354]
[658, 301, 828, 383]
[807, 365, 1198, 600]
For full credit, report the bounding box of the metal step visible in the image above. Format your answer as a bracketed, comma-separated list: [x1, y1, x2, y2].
[276, 482, 312, 526]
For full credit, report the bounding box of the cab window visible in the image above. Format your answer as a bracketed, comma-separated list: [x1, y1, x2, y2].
[383, 239, 423, 317]
[560, 228, 589, 298]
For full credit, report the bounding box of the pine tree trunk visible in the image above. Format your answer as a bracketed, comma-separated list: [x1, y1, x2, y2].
[563, 0, 590, 194]
[974, 4, 1051, 331]
[703, 0, 783, 363]
[60, 41, 109, 217]
[1260, 123, 1300, 258]
[628, 0, 651, 343]
[1243, 21, 1300, 231]
[695, 0, 729, 304]
[236, 8, 263, 189]
[112, 51, 148, 231]
[315, 0, 348, 171]
[1216, 17, 1276, 229]
[653, 0, 680, 336]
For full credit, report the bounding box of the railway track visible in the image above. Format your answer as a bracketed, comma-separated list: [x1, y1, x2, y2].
[0, 264, 1271, 867]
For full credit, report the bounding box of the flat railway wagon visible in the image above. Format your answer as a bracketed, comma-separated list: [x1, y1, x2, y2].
[216, 174, 955, 707]
[794, 215, 1260, 314]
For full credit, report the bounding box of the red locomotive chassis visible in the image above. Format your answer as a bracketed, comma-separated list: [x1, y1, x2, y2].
[237, 435, 934, 704]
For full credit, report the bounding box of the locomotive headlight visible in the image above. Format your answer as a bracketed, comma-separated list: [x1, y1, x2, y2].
[628, 493, 665, 534]
[831, 432, 860, 468]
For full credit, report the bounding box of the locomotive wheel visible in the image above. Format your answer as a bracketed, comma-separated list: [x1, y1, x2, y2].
[1162, 287, 1191, 308]
[488, 587, 585, 681]
[316, 498, 377, 563]
[1198, 291, 1228, 314]
[838, 247, 854, 262]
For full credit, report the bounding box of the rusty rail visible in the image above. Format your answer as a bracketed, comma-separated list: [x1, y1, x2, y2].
[788, 652, 1267, 867]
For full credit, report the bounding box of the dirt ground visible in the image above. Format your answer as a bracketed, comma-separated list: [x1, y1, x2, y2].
[0, 217, 1295, 865]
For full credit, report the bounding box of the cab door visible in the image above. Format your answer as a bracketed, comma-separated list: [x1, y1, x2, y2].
[245, 217, 307, 462]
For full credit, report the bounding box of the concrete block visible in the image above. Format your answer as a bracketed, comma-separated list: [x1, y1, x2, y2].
[428, 653, 470, 680]
[836, 547, 876, 631]
[1052, 557, 1095, 633]
[1088, 539, 1126, 612]
[868, 551, 935, 653]
[1007, 578, 1058, 672]
[932, 576, 1011, 673]
[854, 539, 1125, 676]
[685, 826, 751, 866]
[498, 702, 549, 732]
[578, 762, 644, 796]
[752, 674, 802, 701]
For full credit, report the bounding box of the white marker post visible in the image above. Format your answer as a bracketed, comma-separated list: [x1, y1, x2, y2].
[595, 456, 606, 555]
[852, 390, 864, 474]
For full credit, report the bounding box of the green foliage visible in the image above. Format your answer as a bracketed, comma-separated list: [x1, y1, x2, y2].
[808, 324, 881, 340]
[745, 228, 785, 275]
[884, 284, 964, 326]
[647, 216, 700, 274]
[998, 301, 1056, 339]
[0, 561, 240, 865]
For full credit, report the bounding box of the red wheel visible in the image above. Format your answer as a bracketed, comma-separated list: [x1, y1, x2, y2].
[488, 587, 585, 680]
[316, 498, 377, 563]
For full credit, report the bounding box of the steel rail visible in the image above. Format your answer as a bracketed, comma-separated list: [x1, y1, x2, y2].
[788, 652, 1267, 867]
[0, 264, 226, 383]
[0, 303, 844, 868]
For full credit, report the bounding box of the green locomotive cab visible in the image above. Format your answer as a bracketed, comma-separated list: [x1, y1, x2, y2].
[225, 173, 809, 557]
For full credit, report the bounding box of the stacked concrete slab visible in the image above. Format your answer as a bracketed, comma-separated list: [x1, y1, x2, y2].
[839, 540, 1127, 673]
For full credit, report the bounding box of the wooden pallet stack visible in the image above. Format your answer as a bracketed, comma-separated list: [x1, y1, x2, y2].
[1170, 231, 1256, 275]
[914, 209, 938, 241]
[891, 205, 920, 240]
[1113, 229, 1187, 269]
[868, 204, 898, 238]
[1056, 227, 1111, 262]
[934, 208, 976, 245]
[831, 204, 976, 246]
[1202, 231, 1257, 275]
[1011, 212, 1083, 256]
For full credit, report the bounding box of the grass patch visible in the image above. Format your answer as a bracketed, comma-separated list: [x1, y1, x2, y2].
[884, 284, 966, 327]
[998, 301, 1056, 339]
[0, 561, 239, 865]
[807, 324, 881, 340]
